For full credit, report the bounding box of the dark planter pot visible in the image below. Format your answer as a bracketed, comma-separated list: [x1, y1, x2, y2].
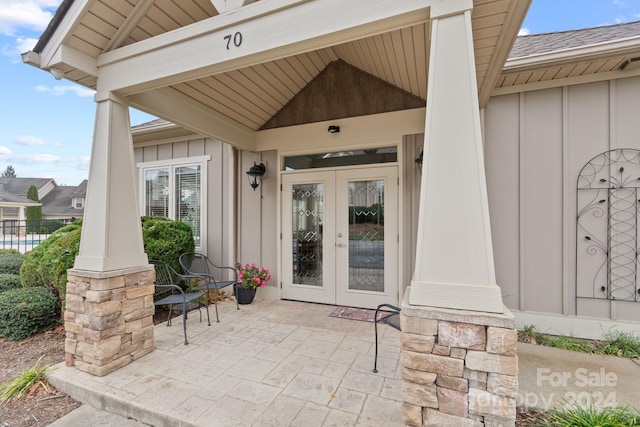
[234, 285, 257, 305]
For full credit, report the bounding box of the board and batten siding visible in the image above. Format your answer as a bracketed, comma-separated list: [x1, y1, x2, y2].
[484, 75, 640, 323]
[237, 149, 279, 295]
[134, 137, 235, 270]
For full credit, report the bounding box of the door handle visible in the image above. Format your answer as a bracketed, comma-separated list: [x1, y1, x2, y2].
[336, 243, 346, 247]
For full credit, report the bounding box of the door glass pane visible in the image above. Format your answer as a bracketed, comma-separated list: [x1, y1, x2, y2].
[175, 165, 201, 248]
[348, 180, 384, 292]
[144, 168, 170, 217]
[292, 183, 323, 286]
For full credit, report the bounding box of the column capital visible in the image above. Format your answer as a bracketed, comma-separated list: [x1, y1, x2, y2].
[429, 0, 472, 19]
[94, 90, 128, 105]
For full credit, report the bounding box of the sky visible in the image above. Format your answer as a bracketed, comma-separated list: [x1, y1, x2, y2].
[1, 1, 640, 186]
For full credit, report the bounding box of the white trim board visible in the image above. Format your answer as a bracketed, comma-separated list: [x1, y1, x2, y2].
[512, 310, 640, 340]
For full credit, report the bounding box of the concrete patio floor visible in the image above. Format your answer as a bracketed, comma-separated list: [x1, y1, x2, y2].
[48, 297, 640, 426]
[48, 298, 403, 427]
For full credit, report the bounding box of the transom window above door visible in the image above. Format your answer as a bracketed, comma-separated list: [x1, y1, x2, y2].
[138, 155, 210, 250]
[284, 146, 397, 170]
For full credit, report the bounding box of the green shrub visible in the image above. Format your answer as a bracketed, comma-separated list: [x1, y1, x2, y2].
[0, 274, 22, 292]
[39, 219, 66, 234]
[0, 287, 59, 341]
[142, 216, 195, 273]
[20, 221, 82, 301]
[0, 252, 24, 275]
[20, 218, 194, 307]
[0, 249, 20, 255]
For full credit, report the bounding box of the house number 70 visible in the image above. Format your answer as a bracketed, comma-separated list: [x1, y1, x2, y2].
[224, 32, 243, 50]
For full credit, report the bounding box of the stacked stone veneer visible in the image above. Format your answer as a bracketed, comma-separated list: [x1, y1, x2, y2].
[64, 266, 155, 377]
[401, 287, 518, 427]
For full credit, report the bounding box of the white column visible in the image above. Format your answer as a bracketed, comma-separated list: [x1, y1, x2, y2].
[74, 91, 148, 271]
[410, 0, 504, 313]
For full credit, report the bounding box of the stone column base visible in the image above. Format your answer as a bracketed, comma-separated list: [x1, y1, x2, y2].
[64, 265, 155, 377]
[401, 287, 518, 427]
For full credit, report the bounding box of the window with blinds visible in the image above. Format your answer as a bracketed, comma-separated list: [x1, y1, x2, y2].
[142, 162, 204, 249]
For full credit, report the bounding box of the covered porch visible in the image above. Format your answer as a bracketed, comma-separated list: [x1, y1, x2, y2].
[26, 0, 531, 424]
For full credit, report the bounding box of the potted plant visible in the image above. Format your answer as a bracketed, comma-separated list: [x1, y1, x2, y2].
[234, 262, 271, 304]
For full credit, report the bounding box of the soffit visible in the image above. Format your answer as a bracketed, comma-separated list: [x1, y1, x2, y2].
[45, 0, 523, 131]
[497, 21, 640, 90]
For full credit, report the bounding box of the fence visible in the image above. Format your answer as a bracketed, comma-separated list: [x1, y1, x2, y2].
[0, 218, 77, 253]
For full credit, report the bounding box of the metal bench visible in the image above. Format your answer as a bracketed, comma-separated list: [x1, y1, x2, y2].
[179, 252, 239, 323]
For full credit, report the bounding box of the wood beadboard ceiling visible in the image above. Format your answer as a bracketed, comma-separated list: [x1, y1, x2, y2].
[58, 0, 518, 131]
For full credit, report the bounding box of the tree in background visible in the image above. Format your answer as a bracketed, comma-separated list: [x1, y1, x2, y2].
[1, 165, 16, 177]
[26, 185, 42, 233]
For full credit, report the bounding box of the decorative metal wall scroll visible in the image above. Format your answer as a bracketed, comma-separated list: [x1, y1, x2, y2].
[576, 149, 640, 302]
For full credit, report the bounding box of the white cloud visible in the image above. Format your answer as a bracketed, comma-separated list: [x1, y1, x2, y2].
[613, 0, 629, 7]
[0, 146, 12, 156]
[15, 36, 37, 53]
[0, 0, 60, 36]
[518, 27, 531, 36]
[1, 36, 38, 59]
[35, 84, 96, 98]
[11, 153, 62, 163]
[15, 135, 47, 146]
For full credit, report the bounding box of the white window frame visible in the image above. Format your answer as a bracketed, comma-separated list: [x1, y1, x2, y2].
[72, 197, 84, 209]
[137, 155, 210, 252]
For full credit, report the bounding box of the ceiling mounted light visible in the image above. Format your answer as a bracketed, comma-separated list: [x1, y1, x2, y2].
[49, 67, 64, 80]
[621, 57, 640, 71]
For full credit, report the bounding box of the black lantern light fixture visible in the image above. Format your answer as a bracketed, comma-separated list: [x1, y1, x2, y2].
[415, 150, 423, 174]
[246, 162, 266, 190]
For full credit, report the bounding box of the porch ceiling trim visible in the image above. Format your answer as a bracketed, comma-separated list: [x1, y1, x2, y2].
[492, 66, 640, 96]
[476, 0, 531, 106]
[255, 108, 426, 153]
[128, 87, 256, 149]
[96, 0, 431, 94]
[35, 0, 92, 68]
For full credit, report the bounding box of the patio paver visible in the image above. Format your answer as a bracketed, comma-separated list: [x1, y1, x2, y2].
[47, 297, 640, 426]
[48, 298, 402, 427]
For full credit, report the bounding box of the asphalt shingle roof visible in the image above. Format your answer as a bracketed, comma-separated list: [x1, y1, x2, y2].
[0, 178, 53, 196]
[41, 185, 84, 217]
[510, 20, 640, 58]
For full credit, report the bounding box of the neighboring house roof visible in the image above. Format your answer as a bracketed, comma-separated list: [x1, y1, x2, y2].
[510, 20, 640, 58]
[0, 178, 54, 196]
[70, 180, 87, 198]
[0, 189, 40, 207]
[41, 181, 86, 217]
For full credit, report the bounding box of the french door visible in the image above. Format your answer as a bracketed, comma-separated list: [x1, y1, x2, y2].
[282, 167, 398, 309]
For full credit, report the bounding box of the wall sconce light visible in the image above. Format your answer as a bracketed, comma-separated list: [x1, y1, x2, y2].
[49, 67, 65, 80]
[415, 150, 423, 174]
[246, 162, 266, 190]
[328, 125, 340, 133]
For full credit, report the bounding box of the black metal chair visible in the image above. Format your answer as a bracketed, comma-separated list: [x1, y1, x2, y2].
[179, 252, 239, 323]
[373, 303, 401, 373]
[151, 260, 210, 345]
